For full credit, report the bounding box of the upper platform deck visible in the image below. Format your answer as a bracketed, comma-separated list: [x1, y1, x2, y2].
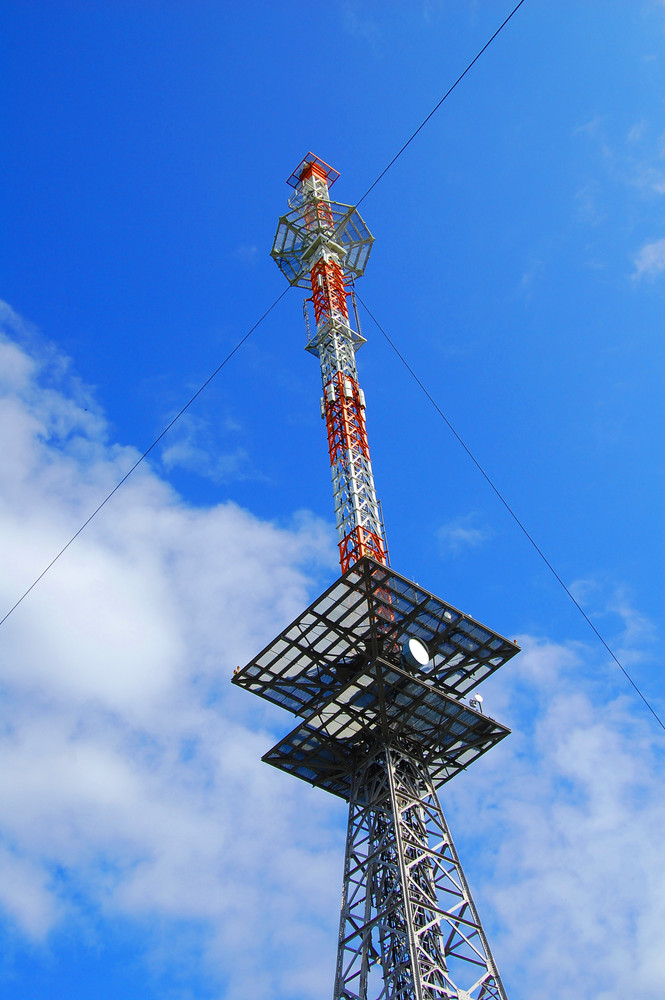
[232, 557, 519, 720]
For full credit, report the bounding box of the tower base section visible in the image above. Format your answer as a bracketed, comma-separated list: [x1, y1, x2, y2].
[335, 743, 508, 1000]
[232, 557, 518, 1000]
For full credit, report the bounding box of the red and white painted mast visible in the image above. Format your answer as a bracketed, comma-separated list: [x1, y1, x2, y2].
[271, 153, 386, 573]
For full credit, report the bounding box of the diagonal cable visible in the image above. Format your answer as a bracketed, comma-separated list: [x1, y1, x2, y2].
[356, 0, 527, 209]
[0, 288, 289, 627]
[356, 292, 665, 734]
[0, 3, 529, 625]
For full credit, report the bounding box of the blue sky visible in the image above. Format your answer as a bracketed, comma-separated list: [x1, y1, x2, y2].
[1, 2, 665, 998]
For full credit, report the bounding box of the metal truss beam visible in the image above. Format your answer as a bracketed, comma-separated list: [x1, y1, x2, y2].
[335, 743, 507, 1000]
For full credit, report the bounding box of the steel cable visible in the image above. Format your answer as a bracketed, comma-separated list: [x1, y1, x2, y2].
[356, 0, 527, 209]
[0, 288, 289, 627]
[1, 2, 527, 624]
[356, 292, 665, 734]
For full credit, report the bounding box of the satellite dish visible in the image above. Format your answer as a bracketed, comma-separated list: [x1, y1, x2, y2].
[402, 637, 430, 669]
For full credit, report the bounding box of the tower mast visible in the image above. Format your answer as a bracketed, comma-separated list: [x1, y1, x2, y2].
[271, 153, 385, 573]
[234, 154, 519, 1000]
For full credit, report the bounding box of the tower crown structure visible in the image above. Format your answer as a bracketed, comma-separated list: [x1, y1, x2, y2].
[271, 153, 385, 573]
[234, 155, 519, 1000]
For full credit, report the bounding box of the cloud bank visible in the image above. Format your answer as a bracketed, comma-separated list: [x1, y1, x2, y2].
[0, 302, 663, 999]
[0, 302, 342, 999]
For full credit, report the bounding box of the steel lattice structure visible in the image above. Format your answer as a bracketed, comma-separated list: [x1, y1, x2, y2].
[271, 153, 385, 572]
[233, 155, 519, 1000]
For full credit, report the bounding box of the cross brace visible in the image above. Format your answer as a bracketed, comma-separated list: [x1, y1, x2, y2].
[335, 744, 507, 1000]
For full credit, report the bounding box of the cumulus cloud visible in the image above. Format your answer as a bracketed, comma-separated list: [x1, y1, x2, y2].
[446, 636, 665, 1000]
[1, 304, 663, 1000]
[632, 237, 665, 279]
[0, 305, 341, 999]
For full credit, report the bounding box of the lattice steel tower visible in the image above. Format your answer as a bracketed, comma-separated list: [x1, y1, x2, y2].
[233, 154, 519, 1000]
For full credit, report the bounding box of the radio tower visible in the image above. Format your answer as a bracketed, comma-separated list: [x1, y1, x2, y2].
[233, 154, 519, 1000]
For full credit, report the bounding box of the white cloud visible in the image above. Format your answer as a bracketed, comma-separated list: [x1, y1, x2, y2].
[341, 1, 380, 46]
[570, 577, 656, 665]
[627, 119, 647, 143]
[632, 237, 665, 279]
[574, 180, 607, 225]
[232, 244, 259, 265]
[445, 635, 665, 999]
[0, 306, 341, 998]
[1, 304, 664, 999]
[572, 113, 665, 222]
[437, 512, 490, 554]
[519, 257, 544, 291]
[160, 411, 258, 484]
[573, 116, 613, 161]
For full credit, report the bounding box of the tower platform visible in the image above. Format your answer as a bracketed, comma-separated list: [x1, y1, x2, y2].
[262, 655, 509, 799]
[232, 557, 519, 798]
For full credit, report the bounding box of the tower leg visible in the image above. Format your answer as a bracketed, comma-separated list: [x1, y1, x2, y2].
[334, 743, 508, 1000]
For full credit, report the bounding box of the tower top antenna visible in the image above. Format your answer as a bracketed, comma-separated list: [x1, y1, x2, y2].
[286, 151, 340, 188]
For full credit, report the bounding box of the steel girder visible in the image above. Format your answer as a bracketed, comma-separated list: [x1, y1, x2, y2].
[335, 743, 507, 1000]
[233, 557, 519, 713]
